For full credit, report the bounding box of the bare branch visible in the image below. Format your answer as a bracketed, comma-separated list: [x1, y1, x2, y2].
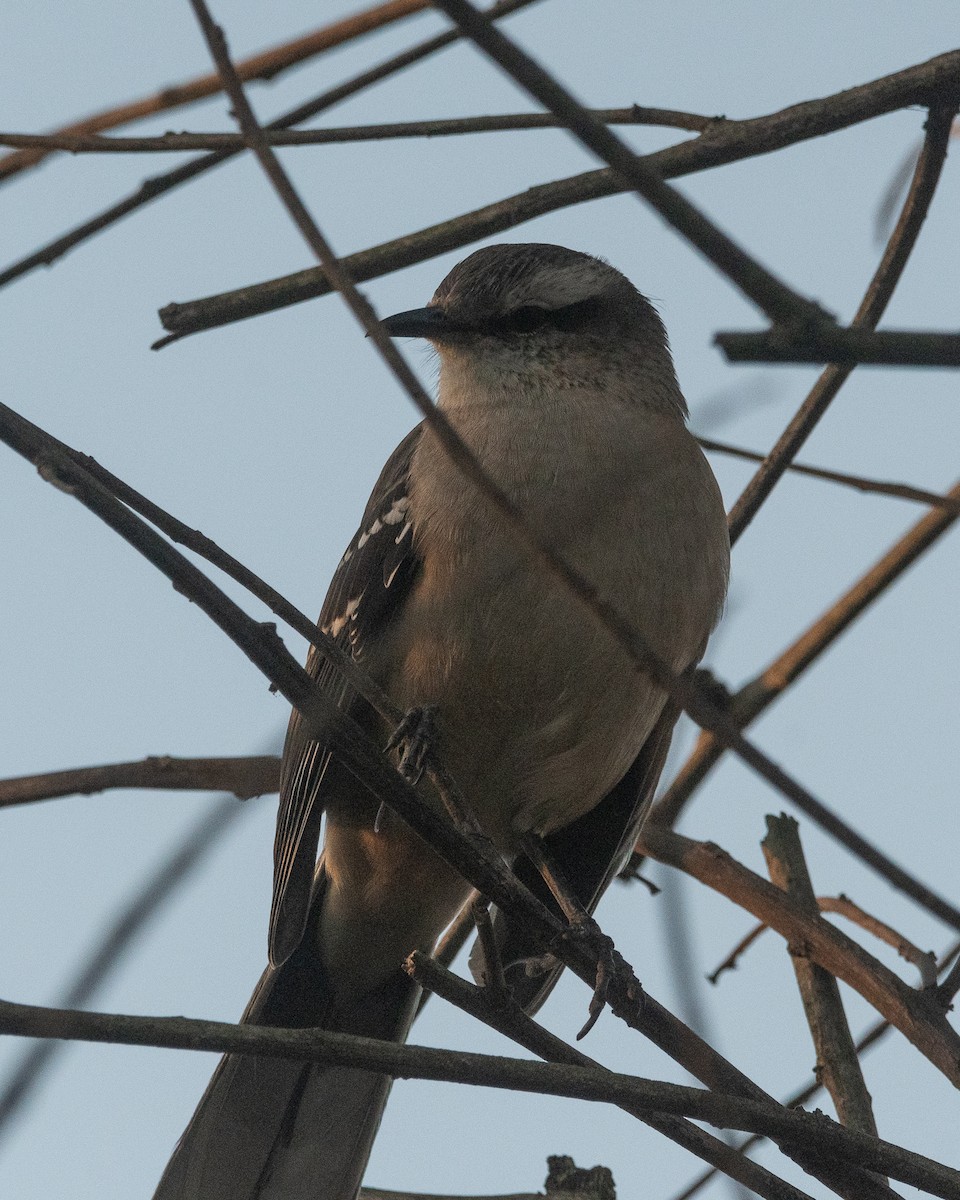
[0, 0, 541, 292]
[0, 106, 714, 155]
[0, 754, 278, 809]
[762, 816, 880, 1140]
[717, 325, 960, 368]
[698, 437, 960, 512]
[433, 0, 832, 327]
[674, 942, 960, 1200]
[0, 0, 432, 182]
[820, 896, 939, 988]
[0, 995, 955, 1196]
[154, 51, 960, 340]
[641, 824, 960, 1087]
[410, 953, 819, 1200]
[725, 103, 956, 545]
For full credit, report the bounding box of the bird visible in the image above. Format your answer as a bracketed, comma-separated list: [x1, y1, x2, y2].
[154, 242, 730, 1200]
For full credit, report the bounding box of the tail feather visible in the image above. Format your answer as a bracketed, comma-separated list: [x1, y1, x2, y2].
[154, 920, 419, 1199]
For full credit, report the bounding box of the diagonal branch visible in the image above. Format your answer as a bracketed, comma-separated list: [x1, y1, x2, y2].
[409, 953, 817, 1200]
[0, 397, 819, 1124]
[0, 0, 541, 293]
[762, 816, 880, 1140]
[640, 823, 960, 1086]
[432, 0, 830, 327]
[155, 50, 960, 341]
[0, 0, 432, 182]
[725, 103, 956, 545]
[648, 478, 960, 831]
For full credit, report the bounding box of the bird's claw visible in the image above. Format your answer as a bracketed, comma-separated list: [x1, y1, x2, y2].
[552, 915, 634, 1039]
[386, 705, 438, 785]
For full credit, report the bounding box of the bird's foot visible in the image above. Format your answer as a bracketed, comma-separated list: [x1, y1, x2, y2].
[554, 915, 617, 1038]
[385, 704, 438, 785]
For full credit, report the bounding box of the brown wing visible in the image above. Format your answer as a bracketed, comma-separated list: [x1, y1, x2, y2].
[269, 425, 423, 966]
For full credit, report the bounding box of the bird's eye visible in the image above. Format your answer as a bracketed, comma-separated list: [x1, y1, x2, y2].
[485, 298, 603, 336]
[493, 306, 551, 333]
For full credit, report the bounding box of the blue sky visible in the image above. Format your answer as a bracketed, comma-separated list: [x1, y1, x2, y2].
[1, 4, 958, 1197]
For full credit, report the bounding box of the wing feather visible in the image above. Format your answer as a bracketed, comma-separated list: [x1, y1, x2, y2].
[268, 425, 424, 966]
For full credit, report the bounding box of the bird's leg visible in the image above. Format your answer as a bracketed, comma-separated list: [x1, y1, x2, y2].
[520, 832, 629, 1039]
[470, 896, 512, 1006]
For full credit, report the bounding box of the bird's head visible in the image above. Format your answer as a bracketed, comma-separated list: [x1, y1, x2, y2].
[381, 243, 685, 416]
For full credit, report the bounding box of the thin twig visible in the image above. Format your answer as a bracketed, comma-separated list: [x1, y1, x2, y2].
[820, 896, 938, 988]
[0, 0, 541, 292]
[698, 436, 960, 512]
[647, 478, 960, 832]
[0, 754, 279, 809]
[725, 103, 956, 545]
[762, 816, 880, 1140]
[708, 899, 939, 991]
[0, 107, 715, 154]
[0, 0, 432, 181]
[640, 823, 960, 1086]
[707, 922, 768, 985]
[0, 995, 955, 1196]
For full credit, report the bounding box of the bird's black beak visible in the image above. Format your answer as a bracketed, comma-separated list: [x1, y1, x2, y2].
[379, 306, 464, 340]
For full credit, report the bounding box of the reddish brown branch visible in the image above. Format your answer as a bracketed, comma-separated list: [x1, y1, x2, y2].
[820, 896, 938, 988]
[641, 824, 960, 1087]
[0, 0, 431, 182]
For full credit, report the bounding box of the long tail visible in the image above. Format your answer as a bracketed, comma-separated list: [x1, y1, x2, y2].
[154, 913, 418, 1199]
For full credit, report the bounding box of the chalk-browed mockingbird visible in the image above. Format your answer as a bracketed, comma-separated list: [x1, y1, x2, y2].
[154, 243, 730, 1199]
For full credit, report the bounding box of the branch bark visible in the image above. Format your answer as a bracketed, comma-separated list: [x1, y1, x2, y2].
[762, 815, 880, 1140]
